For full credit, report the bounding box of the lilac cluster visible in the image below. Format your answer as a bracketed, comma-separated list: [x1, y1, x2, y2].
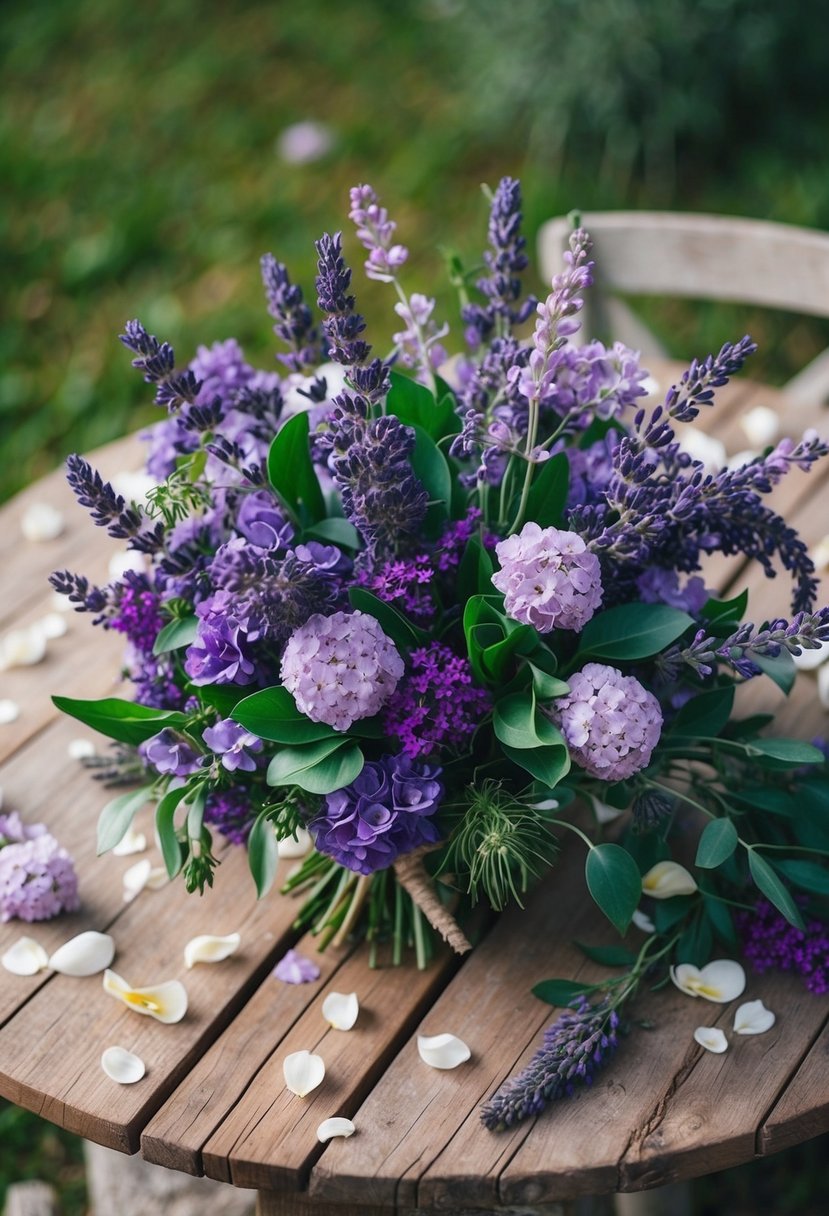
[542, 339, 648, 425]
[308, 754, 443, 874]
[0, 819, 80, 923]
[493, 523, 604, 633]
[204, 789, 256, 846]
[737, 899, 828, 994]
[452, 337, 529, 484]
[384, 645, 492, 760]
[281, 610, 404, 731]
[481, 996, 620, 1129]
[463, 176, 536, 348]
[203, 719, 263, 773]
[551, 663, 662, 780]
[392, 292, 449, 378]
[356, 555, 435, 623]
[260, 252, 320, 372]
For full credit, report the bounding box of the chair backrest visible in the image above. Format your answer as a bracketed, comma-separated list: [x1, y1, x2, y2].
[536, 212, 829, 404]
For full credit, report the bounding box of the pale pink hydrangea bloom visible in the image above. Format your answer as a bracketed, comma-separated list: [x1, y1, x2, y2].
[551, 662, 662, 780]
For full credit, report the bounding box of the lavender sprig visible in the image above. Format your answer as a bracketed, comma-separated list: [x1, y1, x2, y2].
[463, 176, 536, 347]
[260, 253, 320, 373]
[48, 570, 109, 616]
[119, 319, 201, 412]
[315, 232, 373, 371]
[657, 607, 829, 681]
[664, 337, 758, 423]
[64, 455, 164, 553]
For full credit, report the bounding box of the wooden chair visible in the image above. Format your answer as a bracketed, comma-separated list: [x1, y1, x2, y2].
[537, 212, 829, 406]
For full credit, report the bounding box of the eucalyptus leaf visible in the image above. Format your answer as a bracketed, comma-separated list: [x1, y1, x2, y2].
[97, 785, 153, 856]
[247, 810, 279, 899]
[152, 615, 199, 656]
[701, 589, 749, 624]
[155, 785, 191, 878]
[585, 843, 642, 935]
[52, 695, 187, 746]
[753, 649, 796, 695]
[266, 411, 325, 523]
[695, 817, 739, 869]
[532, 978, 594, 1006]
[578, 603, 694, 662]
[748, 849, 805, 929]
[232, 685, 339, 744]
[749, 738, 826, 766]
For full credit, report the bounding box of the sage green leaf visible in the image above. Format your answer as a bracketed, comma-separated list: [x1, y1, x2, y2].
[501, 740, 570, 786]
[532, 978, 594, 1006]
[266, 411, 325, 522]
[155, 785, 191, 878]
[695, 817, 738, 868]
[247, 810, 279, 899]
[579, 603, 694, 662]
[750, 738, 826, 766]
[52, 695, 187, 746]
[410, 424, 452, 533]
[348, 586, 424, 649]
[753, 650, 796, 695]
[775, 858, 829, 896]
[232, 685, 339, 744]
[267, 738, 364, 794]
[585, 843, 642, 935]
[748, 849, 805, 929]
[523, 453, 570, 529]
[574, 942, 638, 967]
[386, 370, 460, 441]
[671, 685, 735, 738]
[152, 615, 198, 656]
[97, 785, 153, 856]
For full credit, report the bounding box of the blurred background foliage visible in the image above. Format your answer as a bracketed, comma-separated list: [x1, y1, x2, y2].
[1, 0, 828, 1209]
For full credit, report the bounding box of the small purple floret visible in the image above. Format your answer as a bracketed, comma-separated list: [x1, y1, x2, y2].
[384, 645, 491, 760]
[139, 728, 204, 777]
[0, 833, 80, 923]
[202, 718, 263, 773]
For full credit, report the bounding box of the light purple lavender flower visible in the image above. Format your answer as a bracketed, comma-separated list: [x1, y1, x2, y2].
[0, 833, 80, 922]
[273, 948, 321, 984]
[139, 728, 204, 777]
[280, 610, 404, 731]
[235, 492, 294, 550]
[184, 591, 260, 686]
[550, 663, 662, 780]
[492, 523, 603, 633]
[202, 719, 263, 773]
[393, 292, 449, 378]
[308, 754, 443, 874]
[348, 184, 409, 283]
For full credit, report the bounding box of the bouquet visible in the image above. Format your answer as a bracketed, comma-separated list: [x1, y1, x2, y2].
[52, 180, 829, 1123]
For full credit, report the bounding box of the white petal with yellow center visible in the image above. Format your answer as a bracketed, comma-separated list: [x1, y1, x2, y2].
[741, 405, 780, 448]
[733, 999, 776, 1035]
[67, 737, 96, 760]
[642, 861, 698, 899]
[122, 858, 167, 902]
[113, 826, 147, 856]
[0, 627, 46, 671]
[2, 937, 49, 976]
[101, 1046, 145, 1084]
[49, 932, 115, 977]
[322, 991, 359, 1031]
[694, 1026, 728, 1053]
[670, 960, 746, 1003]
[283, 1050, 325, 1097]
[316, 1117, 356, 1143]
[417, 1032, 471, 1070]
[21, 502, 65, 542]
[184, 933, 241, 969]
[277, 828, 312, 859]
[103, 969, 188, 1023]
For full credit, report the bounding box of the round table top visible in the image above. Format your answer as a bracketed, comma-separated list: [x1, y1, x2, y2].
[1, 362, 828, 1213]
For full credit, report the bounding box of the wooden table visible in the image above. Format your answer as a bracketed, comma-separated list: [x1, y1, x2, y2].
[1, 362, 828, 1216]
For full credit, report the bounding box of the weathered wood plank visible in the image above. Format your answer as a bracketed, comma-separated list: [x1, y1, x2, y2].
[759, 1014, 829, 1156]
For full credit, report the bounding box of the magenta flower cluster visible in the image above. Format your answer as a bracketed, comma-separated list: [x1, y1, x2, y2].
[281, 609, 404, 731]
[492, 523, 603, 633]
[551, 663, 662, 780]
[737, 898, 828, 995]
[384, 645, 491, 760]
[0, 812, 79, 923]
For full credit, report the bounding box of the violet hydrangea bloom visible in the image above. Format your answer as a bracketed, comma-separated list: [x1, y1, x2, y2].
[384, 645, 492, 760]
[550, 663, 662, 780]
[235, 492, 294, 551]
[0, 834, 80, 923]
[280, 610, 404, 731]
[492, 523, 603, 633]
[139, 728, 204, 777]
[308, 754, 443, 875]
[185, 591, 260, 686]
[202, 719, 263, 773]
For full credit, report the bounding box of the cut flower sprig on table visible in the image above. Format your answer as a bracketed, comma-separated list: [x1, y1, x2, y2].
[50, 180, 829, 1121]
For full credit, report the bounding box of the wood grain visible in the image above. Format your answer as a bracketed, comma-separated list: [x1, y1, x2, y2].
[759, 1015, 829, 1156]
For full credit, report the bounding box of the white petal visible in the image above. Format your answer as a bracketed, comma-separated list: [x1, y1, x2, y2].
[417, 1032, 471, 1070]
[592, 797, 623, 825]
[679, 427, 726, 472]
[21, 502, 64, 542]
[0, 700, 20, 725]
[671, 959, 746, 1003]
[322, 991, 359, 1031]
[49, 931, 115, 977]
[110, 470, 157, 502]
[108, 550, 148, 581]
[101, 1046, 145, 1084]
[113, 826, 147, 856]
[694, 1026, 728, 1053]
[122, 859, 166, 901]
[741, 405, 780, 448]
[38, 613, 68, 641]
[725, 449, 759, 470]
[184, 933, 241, 969]
[793, 639, 829, 672]
[818, 662, 829, 709]
[316, 1117, 356, 1143]
[642, 861, 698, 899]
[103, 969, 188, 1023]
[283, 1049, 325, 1097]
[811, 535, 829, 573]
[50, 591, 74, 613]
[733, 998, 776, 1035]
[2, 936, 50, 976]
[642, 375, 662, 398]
[277, 828, 312, 859]
[632, 909, 655, 934]
[0, 627, 46, 671]
[67, 737, 96, 760]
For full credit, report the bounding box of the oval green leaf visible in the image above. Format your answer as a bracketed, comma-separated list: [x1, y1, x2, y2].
[748, 849, 805, 930]
[266, 411, 325, 523]
[585, 843, 642, 936]
[695, 817, 738, 869]
[52, 695, 187, 746]
[579, 603, 694, 662]
[532, 978, 595, 1007]
[96, 785, 153, 856]
[248, 810, 279, 899]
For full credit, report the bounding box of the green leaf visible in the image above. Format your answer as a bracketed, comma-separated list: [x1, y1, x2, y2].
[348, 586, 425, 649]
[155, 785, 191, 878]
[152, 615, 198, 656]
[753, 649, 796, 695]
[302, 517, 361, 549]
[676, 915, 713, 968]
[266, 411, 325, 523]
[750, 738, 826, 766]
[701, 589, 749, 625]
[748, 849, 805, 929]
[97, 785, 153, 855]
[196, 685, 248, 716]
[52, 695, 187, 746]
[502, 740, 570, 787]
[695, 817, 739, 869]
[481, 623, 536, 683]
[247, 811, 279, 899]
[528, 662, 570, 702]
[493, 691, 564, 750]
[523, 453, 570, 529]
[532, 978, 594, 1007]
[267, 738, 364, 795]
[232, 685, 339, 744]
[775, 858, 829, 896]
[702, 895, 738, 949]
[585, 843, 642, 935]
[386, 370, 460, 441]
[578, 604, 694, 662]
[410, 424, 452, 533]
[671, 685, 735, 739]
[457, 535, 495, 605]
[575, 942, 638, 967]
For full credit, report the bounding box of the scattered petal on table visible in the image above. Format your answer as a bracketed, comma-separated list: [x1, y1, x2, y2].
[818, 662, 829, 709]
[2, 936, 49, 976]
[113, 826, 147, 856]
[101, 1046, 146, 1084]
[733, 998, 776, 1035]
[417, 1032, 471, 1070]
[67, 738, 96, 760]
[277, 827, 312, 859]
[184, 933, 241, 969]
[103, 969, 188, 1024]
[276, 120, 335, 165]
[283, 1050, 325, 1097]
[694, 1026, 728, 1053]
[0, 626, 47, 671]
[812, 535, 829, 572]
[642, 861, 698, 899]
[741, 405, 780, 448]
[273, 948, 320, 984]
[671, 960, 746, 1003]
[678, 426, 726, 472]
[317, 1117, 356, 1143]
[37, 613, 68, 641]
[0, 700, 20, 725]
[591, 796, 623, 825]
[793, 639, 829, 672]
[632, 909, 655, 934]
[110, 470, 157, 502]
[21, 502, 64, 542]
[50, 591, 73, 613]
[122, 858, 167, 902]
[108, 549, 148, 581]
[49, 931, 115, 977]
[322, 991, 359, 1031]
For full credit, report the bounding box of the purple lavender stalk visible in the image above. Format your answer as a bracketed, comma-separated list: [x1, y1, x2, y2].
[261, 253, 320, 372]
[120, 319, 201, 411]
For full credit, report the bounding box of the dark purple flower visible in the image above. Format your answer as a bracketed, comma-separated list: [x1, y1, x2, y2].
[384, 645, 491, 760]
[109, 578, 165, 655]
[184, 591, 260, 686]
[356, 555, 435, 623]
[308, 755, 443, 875]
[202, 718, 263, 773]
[138, 728, 204, 777]
[120, 318, 201, 411]
[204, 789, 256, 846]
[235, 491, 294, 550]
[261, 253, 320, 373]
[737, 898, 828, 995]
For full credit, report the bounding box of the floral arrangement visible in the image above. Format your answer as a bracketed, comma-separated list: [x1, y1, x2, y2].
[50, 180, 829, 1125]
